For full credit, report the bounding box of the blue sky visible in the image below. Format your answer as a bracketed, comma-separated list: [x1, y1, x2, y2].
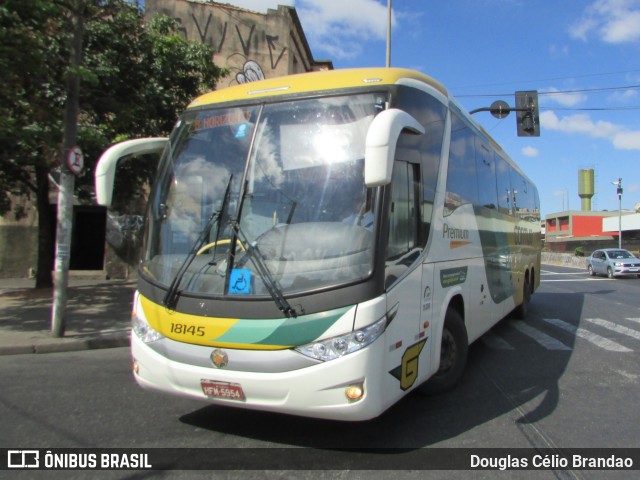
[220, 0, 640, 217]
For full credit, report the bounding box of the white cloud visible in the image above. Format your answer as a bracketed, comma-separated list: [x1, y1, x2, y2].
[221, 0, 392, 60]
[521, 146, 539, 157]
[541, 110, 640, 150]
[541, 111, 616, 138]
[542, 87, 587, 107]
[297, 0, 392, 59]
[608, 88, 638, 102]
[612, 131, 640, 149]
[222, 1, 295, 13]
[571, 0, 640, 43]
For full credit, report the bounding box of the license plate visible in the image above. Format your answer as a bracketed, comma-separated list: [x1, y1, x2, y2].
[201, 380, 245, 401]
[629, 268, 639, 272]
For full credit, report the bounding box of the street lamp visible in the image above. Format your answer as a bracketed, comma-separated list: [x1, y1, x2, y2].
[612, 178, 623, 249]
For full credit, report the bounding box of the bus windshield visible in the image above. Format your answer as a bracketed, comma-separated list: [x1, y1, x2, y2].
[142, 93, 384, 300]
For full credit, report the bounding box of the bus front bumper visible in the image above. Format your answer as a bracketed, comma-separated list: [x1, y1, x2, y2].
[131, 333, 390, 421]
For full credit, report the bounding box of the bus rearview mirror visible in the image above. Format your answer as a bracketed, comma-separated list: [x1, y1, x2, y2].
[364, 109, 424, 187]
[95, 138, 168, 207]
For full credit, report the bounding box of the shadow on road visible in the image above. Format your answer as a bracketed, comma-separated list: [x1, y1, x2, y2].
[0, 281, 135, 335]
[180, 290, 588, 449]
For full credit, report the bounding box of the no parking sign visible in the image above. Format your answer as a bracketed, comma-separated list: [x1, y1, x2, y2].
[66, 146, 84, 176]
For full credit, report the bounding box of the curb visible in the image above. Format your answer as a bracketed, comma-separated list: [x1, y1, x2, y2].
[0, 332, 130, 356]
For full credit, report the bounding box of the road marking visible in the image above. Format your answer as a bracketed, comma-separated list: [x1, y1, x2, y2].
[540, 271, 588, 275]
[482, 332, 514, 350]
[512, 321, 571, 350]
[614, 369, 639, 382]
[625, 318, 640, 325]
[542, 318, 632, 352]
[541, 278, 605, 282]
[585, 318, 640, 341]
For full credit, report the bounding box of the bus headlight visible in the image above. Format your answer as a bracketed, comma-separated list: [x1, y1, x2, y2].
[132, 313, 164, 343]
[295, 316, 386, 361]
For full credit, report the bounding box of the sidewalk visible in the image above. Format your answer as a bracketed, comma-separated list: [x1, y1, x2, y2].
[0, 275, 136, 355]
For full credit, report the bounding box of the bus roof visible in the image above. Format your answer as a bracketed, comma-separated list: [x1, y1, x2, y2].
[187, 67, 530, 181]
[188, 68, 449, 108]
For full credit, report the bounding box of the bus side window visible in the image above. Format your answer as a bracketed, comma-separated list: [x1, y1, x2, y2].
[475, 143, 498, 210]
[496, 155, 512, 216]
[385, 161, 421, 288]
[445, 113, 478, 216]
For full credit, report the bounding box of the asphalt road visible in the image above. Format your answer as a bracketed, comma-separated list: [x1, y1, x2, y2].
[1, 263, 639, 479]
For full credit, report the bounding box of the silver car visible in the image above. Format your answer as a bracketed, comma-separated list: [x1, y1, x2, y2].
[587, 248, 640, 278]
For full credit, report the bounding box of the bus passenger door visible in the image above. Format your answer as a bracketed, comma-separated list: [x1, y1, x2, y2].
[383, 161, 432, 394]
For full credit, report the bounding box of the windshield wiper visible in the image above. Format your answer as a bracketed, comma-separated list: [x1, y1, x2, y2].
[163, 175, 234, 309]
[230, 220, 298, 318]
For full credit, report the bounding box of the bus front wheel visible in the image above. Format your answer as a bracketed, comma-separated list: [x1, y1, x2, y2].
[419, 308, 468, 395]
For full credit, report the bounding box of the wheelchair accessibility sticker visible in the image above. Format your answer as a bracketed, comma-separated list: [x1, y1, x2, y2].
[229, 269, 252, 294]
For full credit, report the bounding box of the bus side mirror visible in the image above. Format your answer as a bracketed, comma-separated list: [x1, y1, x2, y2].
[95, 137, 168, 207]
[364, 109, 424, 187]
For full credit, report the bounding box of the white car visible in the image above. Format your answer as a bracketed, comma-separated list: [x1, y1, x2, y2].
[587, 248, 640, 278]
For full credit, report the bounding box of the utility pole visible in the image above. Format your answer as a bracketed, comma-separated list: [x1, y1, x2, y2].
[612, 178, 623, 249]
[51, 3, 85, 337]
[386, 0, 392, 67]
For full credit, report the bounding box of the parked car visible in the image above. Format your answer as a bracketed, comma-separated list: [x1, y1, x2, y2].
[587, 248, 640, 278]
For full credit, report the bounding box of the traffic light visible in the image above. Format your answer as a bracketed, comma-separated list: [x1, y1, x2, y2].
[515, 90, 540, 137]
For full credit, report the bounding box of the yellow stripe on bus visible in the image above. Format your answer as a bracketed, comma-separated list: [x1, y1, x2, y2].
[139, 294, 237, 341]
[138, 294, 292, 350]
[189, 68, 448, 108]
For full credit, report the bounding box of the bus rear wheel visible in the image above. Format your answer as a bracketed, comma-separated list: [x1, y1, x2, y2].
[419, 308, 468, 395]
[512, 277, 531, 320]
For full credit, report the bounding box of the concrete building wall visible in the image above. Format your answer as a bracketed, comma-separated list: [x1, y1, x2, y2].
[145, 0, 332, 89]
[0, 195, 39, 278]
[572, 215, 607, 237]
[603, 212, 640, 233]
[543, 210, 640, 254]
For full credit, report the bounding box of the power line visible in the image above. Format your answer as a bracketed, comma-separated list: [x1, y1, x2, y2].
[455, 84, 640, 98]
[542, 106, 640, 111]
[457, 84, 640, 112]
[451, 68, 640, 90]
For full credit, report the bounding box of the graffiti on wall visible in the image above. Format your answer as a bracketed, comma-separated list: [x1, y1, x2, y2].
[159, 8, 288, 86]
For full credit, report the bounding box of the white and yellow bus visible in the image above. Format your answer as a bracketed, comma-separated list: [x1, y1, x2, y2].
[95, 68, 541, 421]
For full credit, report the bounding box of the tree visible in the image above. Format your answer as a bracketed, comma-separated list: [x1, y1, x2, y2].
[0, 0, 224, 287]
[0, 0, 69, 288]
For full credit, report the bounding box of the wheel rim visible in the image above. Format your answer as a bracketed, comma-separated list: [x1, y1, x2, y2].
[439, 329, 457, 373]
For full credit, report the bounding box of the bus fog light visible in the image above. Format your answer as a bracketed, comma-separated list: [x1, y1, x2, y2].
[346, 384, 364, 401]
[132, 360, 139, 375]
[295, 316, 386, 361]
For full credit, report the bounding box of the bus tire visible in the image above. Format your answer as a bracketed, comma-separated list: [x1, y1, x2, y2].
[512, 277, 531, 320]
[419, 308, 468, 395]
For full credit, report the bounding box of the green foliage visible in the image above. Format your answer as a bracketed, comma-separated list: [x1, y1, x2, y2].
[574, 246, 585, 257]
[0, 0, 68, 213]
[1, 0, 224, 211]
[0, 0, 225, 283]
[79, 3, 224, 210]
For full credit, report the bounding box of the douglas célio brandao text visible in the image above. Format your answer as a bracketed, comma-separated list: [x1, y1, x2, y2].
[470, 453, 634, 470]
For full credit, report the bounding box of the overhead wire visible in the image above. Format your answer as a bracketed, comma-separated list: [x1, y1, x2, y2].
[456, 84, 640, 112]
